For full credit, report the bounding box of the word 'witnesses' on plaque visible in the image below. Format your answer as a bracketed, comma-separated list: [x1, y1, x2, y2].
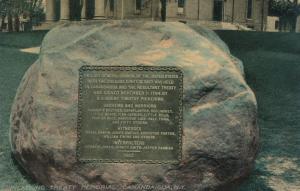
[77, 66, 183, 163]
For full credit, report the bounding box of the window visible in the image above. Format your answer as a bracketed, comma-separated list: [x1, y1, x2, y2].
[136, 0, 143, 11]
[213, 0, 224, 21]
[177, 0, 185, 14]
[178, 0, 185, 8]
[247, 0, 253, 19]
[275, 20, 279, 30]
[109, 0, 114, 12]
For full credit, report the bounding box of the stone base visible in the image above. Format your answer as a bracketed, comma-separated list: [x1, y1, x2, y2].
[93, 16, 107, 20]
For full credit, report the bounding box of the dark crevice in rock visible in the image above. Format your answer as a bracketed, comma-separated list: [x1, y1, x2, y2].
[161, 32, 172, 41]
[88, 175, 107, 184]
[11, 152, 45, 186]
[183, 83, 218, 106]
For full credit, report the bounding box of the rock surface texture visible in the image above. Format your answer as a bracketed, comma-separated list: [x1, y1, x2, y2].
[10, 21, 258, 191]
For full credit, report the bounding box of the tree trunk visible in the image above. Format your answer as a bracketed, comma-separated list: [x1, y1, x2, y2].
[8, 14, 13, 32]
[14, 15, 20, 32]
[0, 16, 5, 31]
[29, 16, 33, 31]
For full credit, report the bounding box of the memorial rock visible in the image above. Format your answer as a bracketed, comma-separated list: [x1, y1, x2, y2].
[10, 21, 258, 191]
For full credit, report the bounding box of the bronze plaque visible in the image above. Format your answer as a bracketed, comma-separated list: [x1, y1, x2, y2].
[77, 66, 183, 163]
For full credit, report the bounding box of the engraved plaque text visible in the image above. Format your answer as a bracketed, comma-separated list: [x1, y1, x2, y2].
[77, 66, 183, 163]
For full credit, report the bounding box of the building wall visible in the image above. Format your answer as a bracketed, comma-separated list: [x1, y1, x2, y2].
[161, 0, 267, 30]
[118, 0, 136, 19]
[43, 0, 268, 31]
[166, 0, 179, 18]
[190, 0, 213, 21]
[115, 0, 158, 19]
[165, 0, 213, 21]
[252, 0, 265, 30]
[223, 0, 234, 22]
[222, 0, 268, 31]
[198, 0, 214, 21]
[266, 16, 279, 32]
[184, 0, 199, 20]
[232, 0, 247, 24]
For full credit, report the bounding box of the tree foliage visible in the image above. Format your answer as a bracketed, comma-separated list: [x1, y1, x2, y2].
[269, 0, 300, 16]
[0, 0, 43, 31]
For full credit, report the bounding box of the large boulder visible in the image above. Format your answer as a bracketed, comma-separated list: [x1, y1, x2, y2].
[10, 21, 258, 191]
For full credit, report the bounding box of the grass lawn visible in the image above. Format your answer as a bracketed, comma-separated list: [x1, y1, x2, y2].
[0, 30, 299, 191]
[0, 31, 47, 191]
[216, 30, 300, 190]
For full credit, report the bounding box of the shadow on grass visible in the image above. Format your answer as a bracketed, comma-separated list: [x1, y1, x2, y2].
[217, 30, 300, 191]
[0, 40, 46, 190]
[10, 152, 39, 185]
[0, 30, 49, 49]
[215, 30, 300, 54]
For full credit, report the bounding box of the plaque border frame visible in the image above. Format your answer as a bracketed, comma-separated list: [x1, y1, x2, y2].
[76, 65, 183, 164]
